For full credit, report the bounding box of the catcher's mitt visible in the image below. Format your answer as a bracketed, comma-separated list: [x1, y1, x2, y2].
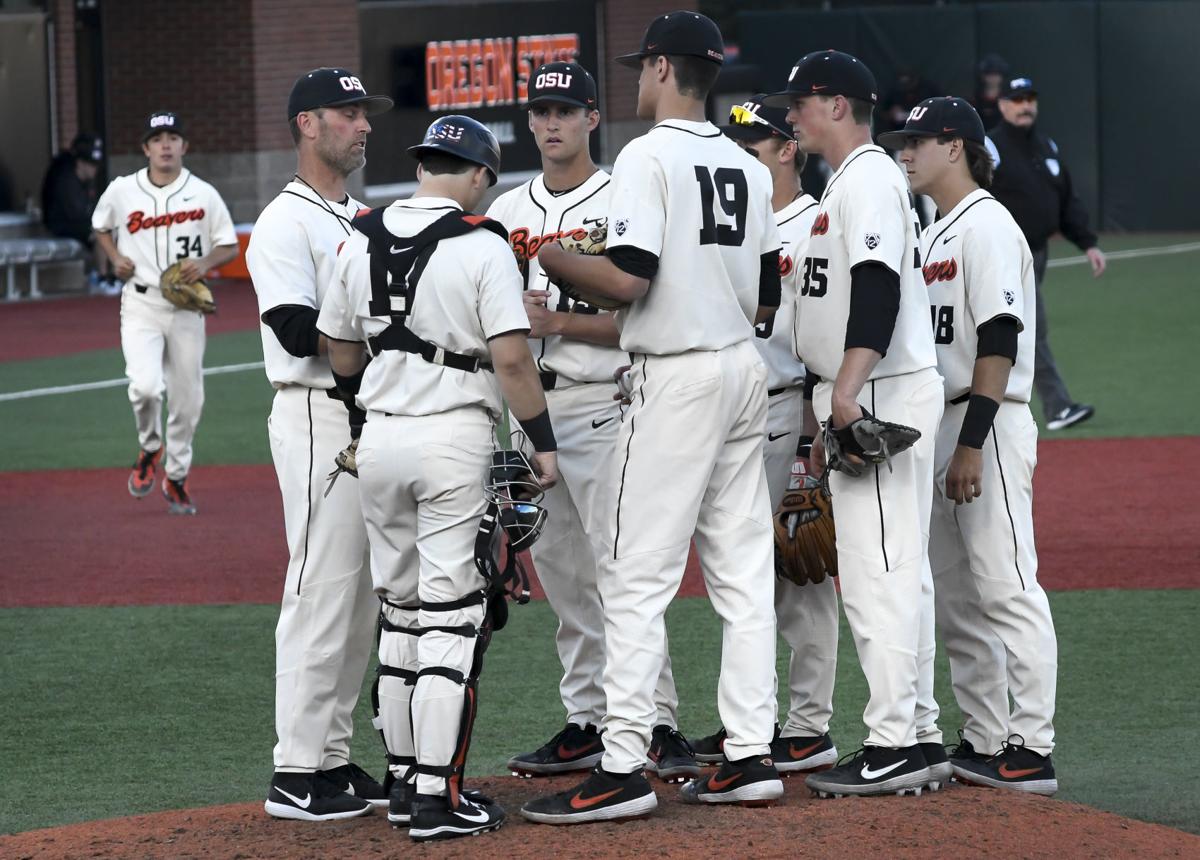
[773, 475, 837, 586]
[823, 409, 921, 477]
[159, 261, 216, 314]
[323, 438, 359, 498]
[553, 227, 627, 311]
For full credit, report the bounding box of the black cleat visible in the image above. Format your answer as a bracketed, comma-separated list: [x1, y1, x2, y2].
[952, 735, 1058, 796]
[507, 722, 605, 777]
[645, 724, 702, 783]
[521, 765, 657, 825]
[690, 726, 728, 764]
[408, 792, 505, 841]
[680, 754, 784, 806]
[805, 745, 933, 798]
[264, 770, 374, 821]
[319, 762, 388, 808]
[771, 732, 839, 774]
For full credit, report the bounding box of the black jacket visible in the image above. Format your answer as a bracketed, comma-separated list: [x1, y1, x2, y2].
[41, 152, 96, 243]
[989, 121, 1097, 253]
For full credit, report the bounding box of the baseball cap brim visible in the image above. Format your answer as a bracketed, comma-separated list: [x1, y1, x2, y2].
[614, 51, 646, 69]
[721, 123, 776, 142]
[759, 90, 801, 108]
[525, 94, 595, 110]
[307, 94, 394, 116]
[876, 128, 941, 150]
[1000, 89, 1037, 99]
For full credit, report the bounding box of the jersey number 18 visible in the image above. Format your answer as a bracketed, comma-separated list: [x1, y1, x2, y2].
[693, 166, 747, 246]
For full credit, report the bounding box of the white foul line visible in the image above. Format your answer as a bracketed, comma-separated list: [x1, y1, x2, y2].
[1047, 240, 1200, 268]
[0, 360, 265, 403]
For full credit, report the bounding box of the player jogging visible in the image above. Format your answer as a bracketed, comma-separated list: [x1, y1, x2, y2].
[247, 69, 392, 821]
[881, 97, 1059, 795]
[94, 111, 238, 515]
[521, 11, 784, 824]
[762, 51, 948, 797]
[486, 61, 694, 784]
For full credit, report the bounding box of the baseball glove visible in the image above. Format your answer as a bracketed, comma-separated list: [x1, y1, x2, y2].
[822, 409, 921, 478]
[323, 438, 358, 498]
[553, 227, 627, 311]
[773, 475, 837, 586]
[159, 262, 216, 314]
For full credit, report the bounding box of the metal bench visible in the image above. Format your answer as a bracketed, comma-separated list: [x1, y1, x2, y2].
[0, 237, 87, 300]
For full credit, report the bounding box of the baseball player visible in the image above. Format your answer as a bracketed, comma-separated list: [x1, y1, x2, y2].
[319, 114, 559, 841]
[246, 69, 393, 821]
[521, 12, 785, 824]
[762, 51, 948, 797]
[93, 111, 238, 515]
[485, 61, 694, 784]
[689, 96, 840, 774]
[881, 98, 1059, 795]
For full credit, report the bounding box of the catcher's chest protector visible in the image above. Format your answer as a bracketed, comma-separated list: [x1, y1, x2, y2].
[352, 208, 509, 372]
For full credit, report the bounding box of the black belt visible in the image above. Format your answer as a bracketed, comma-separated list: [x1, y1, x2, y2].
[134, 284, 150, 294]
[540, 370, 557, 391]
[949, 392, 971, 405]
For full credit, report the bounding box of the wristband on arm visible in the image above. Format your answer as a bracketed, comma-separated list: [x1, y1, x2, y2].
[331, 366, 368, 440]
[958, 394, 1000, 449]
[520, 408, 557, 452]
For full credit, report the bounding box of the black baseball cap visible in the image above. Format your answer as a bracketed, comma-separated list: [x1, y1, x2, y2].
[287, 68, 393, 120]
[877, 97, 987, 149]
[142, 112, 184, 142]
[762, 50, 878, 107]
[70, 133, 103, 163]
[1000, 76, 1038, 99]
[721, 95, 795, 142]
[614, 10, 725, 69]
[526, 62, 598, 110]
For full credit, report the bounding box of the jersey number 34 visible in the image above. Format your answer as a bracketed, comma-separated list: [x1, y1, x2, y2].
[693, 166, 747, 246]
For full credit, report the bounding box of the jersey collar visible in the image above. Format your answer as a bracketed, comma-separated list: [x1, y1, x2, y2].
[529, 167, 609, 209]
[652, 119, 722, 137]
[775, 192, 818, 223]
[137, 167, 191, 195]
[931, 188, 993, 229]
[393, 195, 462, 212]
[828, 143, 885, 181]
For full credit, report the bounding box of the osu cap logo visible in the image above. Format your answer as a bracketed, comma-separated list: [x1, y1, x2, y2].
[150, 114, 176, 129]
[338, 75, 365, 94]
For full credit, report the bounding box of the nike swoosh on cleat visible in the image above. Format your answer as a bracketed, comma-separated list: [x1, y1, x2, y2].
[591, 417, 615, 429]
[861, 759, 907, 780]
[569, 788, 623, 810]
[557, 743, 600, 759]
[275, 787, 312, 808]
[707, 772, 743, 791]
[453, 805, 491, 823]
[344, 783, 355, 795]
[998, 764, 1043, 779]
[789, 740, 824, 760]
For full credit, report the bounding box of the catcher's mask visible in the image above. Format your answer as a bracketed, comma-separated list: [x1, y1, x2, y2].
[483, 449, 547, 552]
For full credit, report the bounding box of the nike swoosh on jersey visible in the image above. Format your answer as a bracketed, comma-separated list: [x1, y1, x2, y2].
[860, 759, 907, 780]
[591, 416, 615, 429]
[942, 235, 957, 244]
[275, 787, 312, 808]
[182, 195, 196, 201]
[768, 431, 791, 441]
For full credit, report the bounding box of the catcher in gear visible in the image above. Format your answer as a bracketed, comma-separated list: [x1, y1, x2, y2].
[159, 261, 216, 314]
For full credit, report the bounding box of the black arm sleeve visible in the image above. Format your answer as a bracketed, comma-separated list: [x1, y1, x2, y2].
[262, 304, 321, 358]
[976, 315, 1019, 363]
[844, 262, 901, 355]
[758, 251, 781, 309]
[331, 365, 367, 440]
[1057, 162, 1099, 251]
[607, 246, 659, 280]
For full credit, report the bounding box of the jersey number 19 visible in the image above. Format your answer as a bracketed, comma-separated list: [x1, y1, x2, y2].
[693, 166, 747, 247]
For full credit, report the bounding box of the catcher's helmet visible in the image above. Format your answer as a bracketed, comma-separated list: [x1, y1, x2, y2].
[483, 449, 547, 552]
[408, 115, 501, 186]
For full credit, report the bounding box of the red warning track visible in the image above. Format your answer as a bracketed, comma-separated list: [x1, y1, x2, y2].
[1, 436, 1196, 608]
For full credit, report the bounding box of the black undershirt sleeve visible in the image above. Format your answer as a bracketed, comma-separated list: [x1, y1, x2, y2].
[845, 262, 901, 355]
[976, 316, 1019, 363]
[607, 246, 659, 280]
[262, 304, 321, 358]
[758, 250, 781, 309]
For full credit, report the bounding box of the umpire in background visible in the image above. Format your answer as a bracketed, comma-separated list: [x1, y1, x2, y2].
[989, 75, 1105, 430]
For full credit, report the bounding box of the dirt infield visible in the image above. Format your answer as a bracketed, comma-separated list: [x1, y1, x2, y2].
[0, 281, 260, 362]
[1, 435, 1197, 608]
[3, 777, 1197, 859]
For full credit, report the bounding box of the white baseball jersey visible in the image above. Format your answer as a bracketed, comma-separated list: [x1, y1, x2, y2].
[755, 193, 818, 391]
[92, 168, 236, 308]
[486, 170, 625, 384]
[794, 144, 936, 381]
[605, 120, 781, 355]
[247, 180, 365, 389]
[317, 197, 529, 419]
[920, 189, 1036, 403]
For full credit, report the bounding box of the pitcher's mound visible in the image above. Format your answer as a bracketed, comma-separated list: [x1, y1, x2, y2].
[3, 777, 1197, 859]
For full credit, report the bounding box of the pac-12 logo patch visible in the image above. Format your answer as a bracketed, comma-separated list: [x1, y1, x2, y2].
[1003, 289, 1015, 306]
[615, 218, 628, 237]
[864, 233, 880, 250]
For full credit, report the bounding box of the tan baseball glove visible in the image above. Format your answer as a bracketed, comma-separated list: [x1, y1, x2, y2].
[159, 262, 216, 314]
[553, 226, 627, 311]
[773, 475, 837, 586]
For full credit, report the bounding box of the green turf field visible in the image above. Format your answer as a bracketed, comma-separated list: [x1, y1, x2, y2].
[1, 234, 1198, 836]
[2, 591, 1197, 835]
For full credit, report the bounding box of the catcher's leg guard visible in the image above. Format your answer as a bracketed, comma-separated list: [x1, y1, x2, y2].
[374, 599, 421, 787]
[410, 590, 494, 808]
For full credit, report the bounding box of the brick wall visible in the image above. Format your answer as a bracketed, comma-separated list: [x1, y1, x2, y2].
[51, 0, 77, 148]
[601, 0, 683, 122]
